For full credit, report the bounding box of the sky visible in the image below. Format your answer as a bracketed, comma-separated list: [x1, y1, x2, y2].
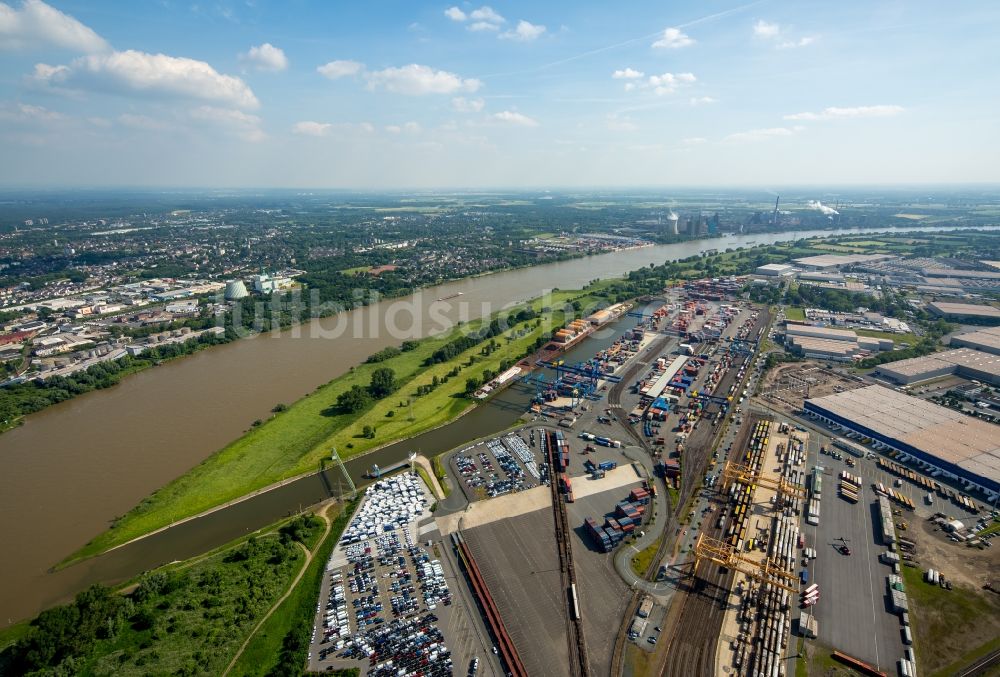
[0, 0, 998, 189]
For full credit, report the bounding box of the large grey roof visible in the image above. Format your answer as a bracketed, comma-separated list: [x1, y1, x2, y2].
[806, 385, 1000, 484]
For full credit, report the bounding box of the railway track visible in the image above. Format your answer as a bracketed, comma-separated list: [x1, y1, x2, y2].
[955, 647, 1000, 677]
[658, 414, 759, 676]
[545, 431, 590, 677]
[610, 306, 772, 676]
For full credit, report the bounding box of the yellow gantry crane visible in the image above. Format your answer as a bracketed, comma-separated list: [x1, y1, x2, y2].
[721, 460, 807, 502]
[693, 533, 800, 594]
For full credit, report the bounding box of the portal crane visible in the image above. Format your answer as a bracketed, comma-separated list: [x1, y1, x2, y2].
[720, 460, 807, 504]
[693, 533, 799, 594]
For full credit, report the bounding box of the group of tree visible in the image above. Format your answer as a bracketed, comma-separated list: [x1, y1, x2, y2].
[335, 366, 398, 413]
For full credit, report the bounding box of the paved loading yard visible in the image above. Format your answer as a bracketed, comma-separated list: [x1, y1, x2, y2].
[565, 484, 641, 676]
[800, 435, 904, 671]
[464, 508, 572, 677]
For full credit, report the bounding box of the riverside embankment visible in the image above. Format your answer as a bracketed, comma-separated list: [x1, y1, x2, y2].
[1, 224, 989, 626]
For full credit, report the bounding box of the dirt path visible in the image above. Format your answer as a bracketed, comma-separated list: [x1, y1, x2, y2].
[221, 504, 334, 677]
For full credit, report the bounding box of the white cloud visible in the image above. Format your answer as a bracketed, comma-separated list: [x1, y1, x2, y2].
[723, 126, 803, 143]
[118, 113, 174, 132]
[32, 49, 259, 109]
[606, 114, 637, 132]
[0, 101, 65, 126]
[612, 68, 644, 80]
[317, 59, 364, 80]
[753, 20, 816, 49]
[0, 0, 109, 53]
[365, 64, 480, 95]
[492, 110, 538, 127]
[778, 36, 816, 49]
[239, 43, 288, 72]
[682, 137, 708, 145]
[753, 20, 780, 39]
[386, 121, 422, 134]
[292, 120, 374, 137]
[448, 5, 506, 31]
[293, 120, 330, 136]
[690, 96, 717, 106]
[0, 103, 65, 131]
[646, 71, 696, 95]
[652, 27, 694, 49]
[500, 20, 546, 42]
[784, 105, 904, 121]
[190, 105, 264, 141]
[452, 96, 485, 113]
[469, 6, 504, 23]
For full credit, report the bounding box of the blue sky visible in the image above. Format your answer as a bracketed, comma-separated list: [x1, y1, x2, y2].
[0, 0, 998, 188]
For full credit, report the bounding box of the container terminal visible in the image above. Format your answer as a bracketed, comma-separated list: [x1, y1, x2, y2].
[307, 277, 1000, 677]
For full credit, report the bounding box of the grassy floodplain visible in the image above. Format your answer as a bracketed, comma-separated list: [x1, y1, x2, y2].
[69, 285, 607, 563]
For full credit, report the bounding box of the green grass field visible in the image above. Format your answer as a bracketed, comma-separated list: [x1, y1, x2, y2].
[854, 328, 921, 347]
[783, 306, 806, 322]
[902, 565, 1000, 676]
[69, 287, 603, 563]
[630, 536, 664, 577]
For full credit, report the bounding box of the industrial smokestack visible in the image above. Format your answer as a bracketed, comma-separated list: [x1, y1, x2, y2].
[772, 196, 780, 226]
[667, 211, 679, 235]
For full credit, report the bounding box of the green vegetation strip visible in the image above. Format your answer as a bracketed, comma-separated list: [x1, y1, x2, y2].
[1, 513, 328, 676]
[69, 287, 603, 563]
[229, 501, 354, 677]
[432, 455, 451, 498]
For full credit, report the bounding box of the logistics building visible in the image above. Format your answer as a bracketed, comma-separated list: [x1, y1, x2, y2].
[873, 348, 1000, 386]
[927, 301, 1000, 323]
[804, 385, 1000, 496]
[783, 323, 893, 361]
[755, 263, 796, 277]
[950, 326, 1000, 355]
[792, 254, 894, 270]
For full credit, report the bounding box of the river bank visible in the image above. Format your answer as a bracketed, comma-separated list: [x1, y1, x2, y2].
[66, 285, 603, 564]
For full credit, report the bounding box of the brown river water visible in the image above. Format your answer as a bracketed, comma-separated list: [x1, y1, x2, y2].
[0, 225, 984, 626]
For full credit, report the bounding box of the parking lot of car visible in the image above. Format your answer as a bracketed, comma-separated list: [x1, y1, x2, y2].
[450, 433, 542, 502]
[309, 473, 472, 675]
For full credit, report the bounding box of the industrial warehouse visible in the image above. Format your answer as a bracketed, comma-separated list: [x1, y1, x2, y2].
[782, 323, 893, 362]
[804, 385, 1000, 496]
[951, 325, 1000, 355]
[872, 347, 1000, 386]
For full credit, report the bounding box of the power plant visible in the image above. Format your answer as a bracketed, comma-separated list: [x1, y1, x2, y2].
[224, 279, 249, 301]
